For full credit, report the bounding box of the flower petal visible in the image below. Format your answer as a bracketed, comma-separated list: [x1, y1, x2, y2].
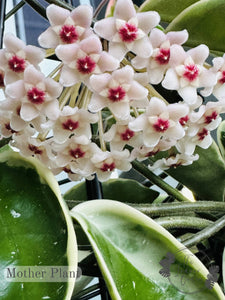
[162, 68, 180, 90]
[20, 103, 39, 121]
[132, 37, 153, 58]
[108, 42, 128, 61]
[46, 4, 70, 26]
[137, 11, 160, 34]
[70, 5, 93, 28]
[114, 0, 136, 20]
[94, 18, 116, 40]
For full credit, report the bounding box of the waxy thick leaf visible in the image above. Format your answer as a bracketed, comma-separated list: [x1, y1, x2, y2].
[64, 178, 159, 203]
[71, 200, 225, 300]
[139, 0, 199, 23]
[167, 142, 225, 201]
[217, 120, 225, 160]
[166, 0, 225, 54]
[0, 146, 77, 300]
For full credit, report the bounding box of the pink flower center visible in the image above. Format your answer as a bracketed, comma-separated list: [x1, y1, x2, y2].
[5, 123, 17, 134]
[0, 71, 4, 87]
[108, 86, 126, 102]
[198, 128, 208, 141]
[205, 111, 218, 124]
[155, 48, 170, 65]
[183, 64, 199, 81]
[27, 87, 45, 104]
[153, 118, 169, 132]
[145, 150, 159, 157]
[100, 162, 115, 172]
[28, 144, 43, 155]
[69, 147, 85, 159]
[60, 25, 79, 44]
[179, 115, 189, 126]
[121, 128, 134, 141]
[63, 167, 74, 174]
[219, 71, 225, 84]
[16, 106, 21, 116]
[62, 119, 79, 131]
[8, 56, 26, 73]
[77, 56, 96, 74]
[119, 23, 138, 43]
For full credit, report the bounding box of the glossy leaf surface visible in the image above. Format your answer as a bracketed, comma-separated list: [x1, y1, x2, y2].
[64, 178, 159, 203]
[0, 146, 77, 300]
[167, 143, 225, 201]
[166, 0, 225, 54]
[71, 200, 225, 300]
[139, 0, 199, 22]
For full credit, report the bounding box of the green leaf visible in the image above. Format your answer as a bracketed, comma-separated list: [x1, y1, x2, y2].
[0, 146, 77, 300]
[71, 200, 225, 300]
[217, 120, 225, 160]
[167, 142, 225, 201]
[139, 0, 199, 23]
[166, 0, 225, 54]
[223, 247, 225, 291]
[64, 178, 159, 203]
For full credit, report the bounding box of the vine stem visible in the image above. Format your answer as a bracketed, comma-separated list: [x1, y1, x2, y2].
[155, 216, 213, 230]
[182, 214, 225, 248]
[137, 201, 225, 217]
[93, 0, 109, 19]
[132, 160, 192, 202]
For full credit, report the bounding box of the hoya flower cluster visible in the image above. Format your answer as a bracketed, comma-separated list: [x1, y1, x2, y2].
[0, 0, 225, 181]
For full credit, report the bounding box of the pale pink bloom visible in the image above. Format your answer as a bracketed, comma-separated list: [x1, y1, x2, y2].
[149, 153, 199, 170]
[162, 44, 217, 104]
[5, 65, 62, 121]
[89, 65, 148, 120]
[131, 139, 175, 162]
[56, 35, 119, 86]
[0, 33, 45, 84]
[129, 97, 188, 147]
[0, 111, 17, 137]
[94, 0, 160, 61]
[43, 105, 98, 143]
[103, 120, 143, 151]
[61, 165, 85, 181]
[52, 135, 98, 178]
[13, 134, 52, 166]
[0, 98, 46, 132]
[176, 127, 212, 155]
[201, 54, 225, 99]
[189, 101, 224, 131]
[132, 28, 188, 84]
[91, 148, 131, 181]
[38, 4, 93, 48]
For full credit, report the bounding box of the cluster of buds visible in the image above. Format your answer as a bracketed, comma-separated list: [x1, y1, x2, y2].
[0, 0, 225, 181]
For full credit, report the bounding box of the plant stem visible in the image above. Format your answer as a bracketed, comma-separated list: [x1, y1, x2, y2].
[183, 214, 225, 248]
[66, 199, 225, 217]
[0, 0, 6, 48]
[98, 111, 106, 151]
[155, 216, 213, 230]
[137, 201, 225, 217]
[132, 160, 192, 202]
[93, 0, 109, 19]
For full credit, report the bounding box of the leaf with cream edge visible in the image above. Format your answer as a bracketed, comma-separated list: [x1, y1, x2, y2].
[165, 0, 225, 55]
[71, 199, 225, 300]
[0, 145, 77, 300]
[139, 0, 199, 23]
[223, 248, 225, 292]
